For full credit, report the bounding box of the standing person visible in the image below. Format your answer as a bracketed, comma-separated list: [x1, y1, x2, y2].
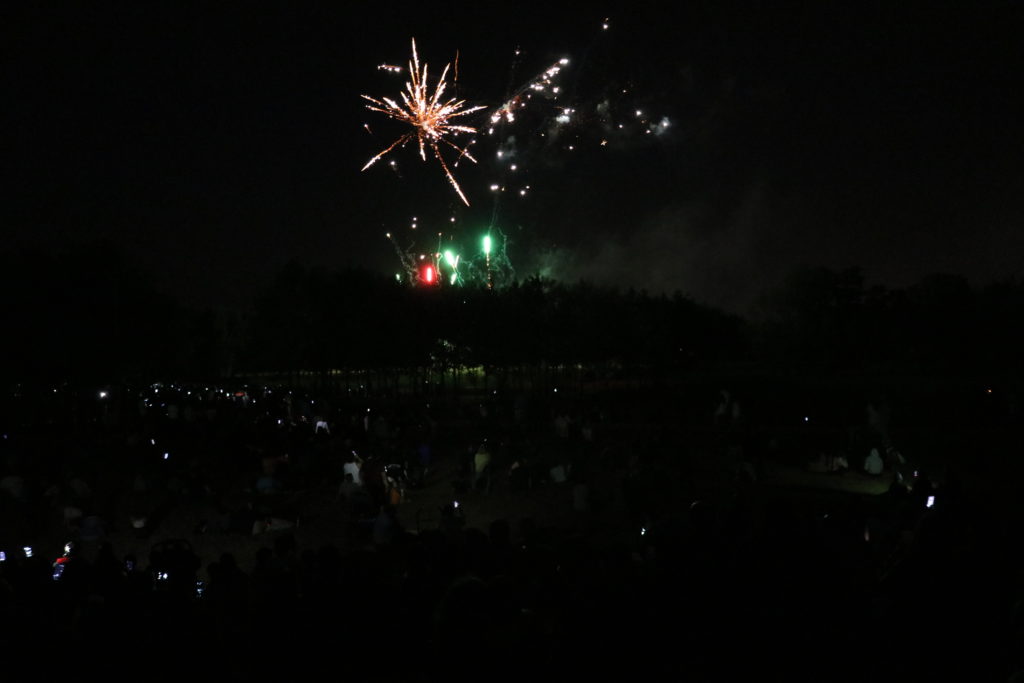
[343, 450, 364, 487]
[473, 440, 492, 494]
[864, 446, 884, 476]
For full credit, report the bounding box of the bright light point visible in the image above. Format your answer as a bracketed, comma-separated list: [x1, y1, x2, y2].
[444, 250, 456, 267]
[519, 190, 526, 196]
[450, 217, 455, 222]
[636, 110, 643, 117]
[163, 453, 169, 460]
[483, 235, 492, 254]
[150, 439, 155, 445]
[559, 58, 569, 65]
[490, 184, 499, 191]
[554, 388, 558, 393]
[510, 164, 517, 171]
[603, 23, 609, 30]
[618, 124, 623, 129]
[804, 416, 809, 422]
[552, 87, 560, 93]
[450, 274, 457, 285]
[497, 150, 504, 158]
[98, 391, 107, 399]
[600, 140, 608, 146]
[395, 273, 401, 282]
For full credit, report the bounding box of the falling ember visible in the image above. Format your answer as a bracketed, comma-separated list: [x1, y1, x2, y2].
[361, 38, 485, 205]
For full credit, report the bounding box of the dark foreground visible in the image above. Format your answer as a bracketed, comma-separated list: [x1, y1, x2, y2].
[1, 377, 1021, 682]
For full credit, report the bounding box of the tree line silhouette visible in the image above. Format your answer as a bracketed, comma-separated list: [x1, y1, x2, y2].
[3, 242, 1022, 385]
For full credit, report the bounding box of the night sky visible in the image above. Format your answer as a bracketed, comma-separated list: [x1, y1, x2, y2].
[5, 3, 1023, 314]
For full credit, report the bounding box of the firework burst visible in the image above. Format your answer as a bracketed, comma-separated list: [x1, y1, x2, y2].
[361, 39, 485, 205]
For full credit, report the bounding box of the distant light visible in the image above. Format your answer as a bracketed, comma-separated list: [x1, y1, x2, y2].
[150, 438, 155, 445]
[482, 235, 492, 255]
[163, 452, 169, 460]
[559, 58, 569, 65]
[98, 391, 108, 399]
[490, 184, 500, 191]
[803, 416, 809, 422]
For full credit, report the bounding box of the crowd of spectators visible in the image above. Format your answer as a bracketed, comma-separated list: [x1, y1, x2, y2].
[1, 379, 1021, 681]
